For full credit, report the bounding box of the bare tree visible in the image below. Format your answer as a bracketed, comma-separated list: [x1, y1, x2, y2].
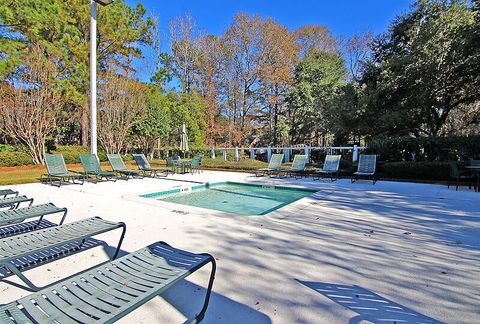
[98, 73, 148, 153]
[195, 34, 226, 145]
[222, 13, 267, 142]
[343, 31, 374, 81]
[294, 25, 338, 58]
[441, 101, 480, 136]
[169, 12, 199, 93]
[0, 45, 63, 164]
[259, 18, 298, 145]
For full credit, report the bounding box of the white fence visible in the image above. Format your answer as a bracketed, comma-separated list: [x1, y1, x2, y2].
[208, 145, 366, 162]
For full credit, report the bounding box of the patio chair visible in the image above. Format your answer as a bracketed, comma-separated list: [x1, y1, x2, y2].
[166, 156, 181, 173]
[256, 153, 284, 177]
[42, 154, 85, 187]
[80, 154, 117, 183]
[0, 195, 33, 210]
[0, 203, 67, 238]
[0, 216, 126, 291]
[132, 154, 169, 177]
[313, 155, 341, 181]
[285, 155, 308, 179]
[470, 160, 480, 192]
[0, 241, 215, 323]
[448, 161, 475, 191]
[107, 154, 142, 180]
[190, 155, 203, 174]
[351, 154, 377, 184]
[0, 189, 18, 198]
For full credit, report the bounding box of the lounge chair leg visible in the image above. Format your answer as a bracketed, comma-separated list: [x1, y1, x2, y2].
[77, 239, 86, 250]
[59, 207, 68, 225]
[34, 216, 44, 229]
[4, 263, 42, 292]
[112, 223, 127, 260]
[194, 255, 216, 323]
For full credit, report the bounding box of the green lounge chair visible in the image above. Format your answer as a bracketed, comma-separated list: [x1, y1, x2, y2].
[132, 154, 169, 177]
[256, 153, 284, 177]
[351, 154, 377, 184]
[0, 189, 18, 198]
[0, 241, 215, 324]
[0, 216, 126, 291]
[42, 154, 85, 187]
[313, 155, 341, 181]
[0, 203, 67, 238]
[107, 154, 142, 179]
[80, 154, 117, 183]
[0, 195, 33, 209]
[285, 155, 308, 179]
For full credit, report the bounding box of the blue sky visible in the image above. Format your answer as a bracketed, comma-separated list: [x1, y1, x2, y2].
[125, 0, 414, 81]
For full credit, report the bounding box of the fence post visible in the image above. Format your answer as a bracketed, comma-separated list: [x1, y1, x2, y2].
[267, 146, 272, 161]
[249, 148, 254, 160]
[234, 147, 239, 162]
[284, 148, 290, 162]
[223, 150, 227, 161]
[211, 148, 216, 159]
[353, 145, 358, 162]
[305, 145, 310, 162]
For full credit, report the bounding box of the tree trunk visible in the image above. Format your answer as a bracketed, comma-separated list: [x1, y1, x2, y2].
[81, 104, 89, 146]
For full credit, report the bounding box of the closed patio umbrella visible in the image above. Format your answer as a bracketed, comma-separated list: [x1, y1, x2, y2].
[180, 122, 189, 158]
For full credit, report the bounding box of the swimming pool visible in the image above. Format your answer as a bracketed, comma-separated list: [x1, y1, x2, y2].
[141, 182, 316, 216]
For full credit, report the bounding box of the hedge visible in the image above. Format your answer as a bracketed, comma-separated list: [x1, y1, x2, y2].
[367, 136, 480, 162]
[0, 152, 33, 166]
[381, 161, 450, 181]
[201, 158, 266, 170]
[0, 144, 27, 153]
[0, 144, 133, 167]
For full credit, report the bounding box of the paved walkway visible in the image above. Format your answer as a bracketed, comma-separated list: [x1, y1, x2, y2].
[1, 171, 479, 323]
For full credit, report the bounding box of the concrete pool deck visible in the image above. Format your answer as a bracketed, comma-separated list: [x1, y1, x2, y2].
[1, 170, 479, 323]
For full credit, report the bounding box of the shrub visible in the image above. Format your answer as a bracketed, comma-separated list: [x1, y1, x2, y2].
[0, 144, 115, 166]
[54, 145, 91, 153]
[0, 144, 28, 153]
[0, 152, 32, 166]
[382, 161, 450, 181]
[57, 152, 82, 164]
[367, 136, 480, 162]
[0, 144, 18, 153]
[201, 158, 266, 170]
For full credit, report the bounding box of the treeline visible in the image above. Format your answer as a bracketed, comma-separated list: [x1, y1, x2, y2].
[0, 0, 479, 164]
[160, 0, 480, 146]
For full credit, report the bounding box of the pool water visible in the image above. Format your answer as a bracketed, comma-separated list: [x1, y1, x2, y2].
[142, 182, 316, 215]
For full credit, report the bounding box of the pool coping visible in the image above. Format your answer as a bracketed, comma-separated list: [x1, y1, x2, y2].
[123, 181, 325, 220]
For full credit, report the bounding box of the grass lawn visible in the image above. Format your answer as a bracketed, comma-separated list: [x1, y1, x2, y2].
[0, 158, 269, 186]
